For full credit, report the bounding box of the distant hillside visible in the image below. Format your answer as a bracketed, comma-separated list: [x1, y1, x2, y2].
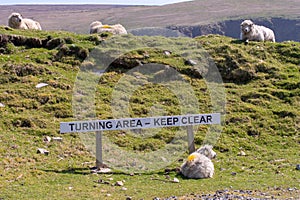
[1, 0, 300, 41]
[168, 18, 300, 42]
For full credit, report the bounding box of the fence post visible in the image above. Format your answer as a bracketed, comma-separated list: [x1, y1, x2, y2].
[187, 125, 195, 154]
[96, 131, 103, 169]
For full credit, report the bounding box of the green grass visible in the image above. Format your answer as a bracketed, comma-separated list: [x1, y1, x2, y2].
[0, 28, 299, 199]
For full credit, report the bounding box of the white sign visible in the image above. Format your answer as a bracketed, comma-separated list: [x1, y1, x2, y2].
[60, 113, 221, 133]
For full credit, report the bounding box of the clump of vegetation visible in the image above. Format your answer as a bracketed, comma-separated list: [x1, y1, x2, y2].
[0, 27, 299, 199]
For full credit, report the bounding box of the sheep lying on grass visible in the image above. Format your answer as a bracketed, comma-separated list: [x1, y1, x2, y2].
[240, 19, 275, 43]
[180, 145, 216, 179]
[89, 21, 127, 35]
[8, 12, 42, 30]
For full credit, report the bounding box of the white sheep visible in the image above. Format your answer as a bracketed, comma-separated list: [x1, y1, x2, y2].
[240, 20, 275, 43]
[180, 145, 216, 179]
[89, 21, 127, 35]
[8, 12, 42, 30]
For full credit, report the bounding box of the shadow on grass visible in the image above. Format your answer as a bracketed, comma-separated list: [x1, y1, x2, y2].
[230, 39, 245, 44]
[42, 167, 138, 176]
[42, 167, 92, 175]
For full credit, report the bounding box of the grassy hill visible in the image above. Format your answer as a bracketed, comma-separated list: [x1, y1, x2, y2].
[0, 27, 299, 199]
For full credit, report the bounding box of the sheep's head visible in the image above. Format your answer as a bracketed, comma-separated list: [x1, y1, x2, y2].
[241, 20, 254, 34]
[196, 145, 216, 159]
[9, 13, 23, 25]
[90, 21, 102, 28]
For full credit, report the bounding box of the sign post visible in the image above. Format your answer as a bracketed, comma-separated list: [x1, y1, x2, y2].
[187, 125, 195, 154]
[95, 131, 103, 168]
[60, 113, 221, 169]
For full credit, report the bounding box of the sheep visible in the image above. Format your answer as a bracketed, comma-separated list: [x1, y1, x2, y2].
[8, 12, 42, 30]
[89, 21, 102, 34]
[180, 145, 216, 179]
[240, 20, 275, 44]
[89, 21, 127, 35]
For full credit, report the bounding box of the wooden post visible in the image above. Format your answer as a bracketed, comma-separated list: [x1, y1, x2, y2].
[187, 125, 195, 154]
[96, 131, 103, 169]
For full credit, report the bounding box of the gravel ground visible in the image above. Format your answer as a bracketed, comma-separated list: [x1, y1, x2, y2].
[153, 187, 299, 200]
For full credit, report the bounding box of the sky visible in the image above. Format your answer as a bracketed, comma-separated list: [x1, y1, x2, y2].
[0, 0, 193, 6]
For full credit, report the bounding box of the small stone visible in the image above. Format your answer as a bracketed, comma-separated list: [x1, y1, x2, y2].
[52, 137, 63, 142]
[115, 181, 123, 186]
[106, 194, 111, 197]
[121, 187, 127, 191]
[36, 83, 48, 89]
[0, 103, 5, 107]
[91, 167, 111, 173]
[125, 197, 132, 200]
[163, 50, 172, 56]
[185, 59, 197, 66]
[43, 136, 51, 143]
[37, 148, 49, 155]
[173, 178, 180, 183]
[107, 177, 113, 181]
[231, 172, 237, 176]
[161, 157, 167, 162]
[296, 164, 300, 170]
[238, 150, 246, 156]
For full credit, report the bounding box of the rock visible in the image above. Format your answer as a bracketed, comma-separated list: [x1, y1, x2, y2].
[296, 164, 300, 170]
[231, 172, 237, 176]
[173, 178, 180, 183]
[0, 103, 4, 107]
[115, 181, 124, 186]
[43, 136, 51, 143]
[36, 83, 48, 89]
[125, 197, 132, 200]
[121, 187, 128, 191]
[163, 50, 172, 56]
[238, 150, 246, 156]
[185, 59, 197, 66]
[37, 148, 49, 155]
[91, 167, 111, 174]
[52, 137, 63, 142]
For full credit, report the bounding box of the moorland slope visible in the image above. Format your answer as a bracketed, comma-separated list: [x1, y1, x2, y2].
[0, 28, 299, 199]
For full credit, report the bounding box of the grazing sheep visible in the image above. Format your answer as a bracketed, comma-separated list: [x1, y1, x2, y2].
[8, 12, 42, 30]
[89, 21, 102, 33]
[180, 145, 216, 179]
[89, 21, 127, 35]
[240, 20, 275, 43]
